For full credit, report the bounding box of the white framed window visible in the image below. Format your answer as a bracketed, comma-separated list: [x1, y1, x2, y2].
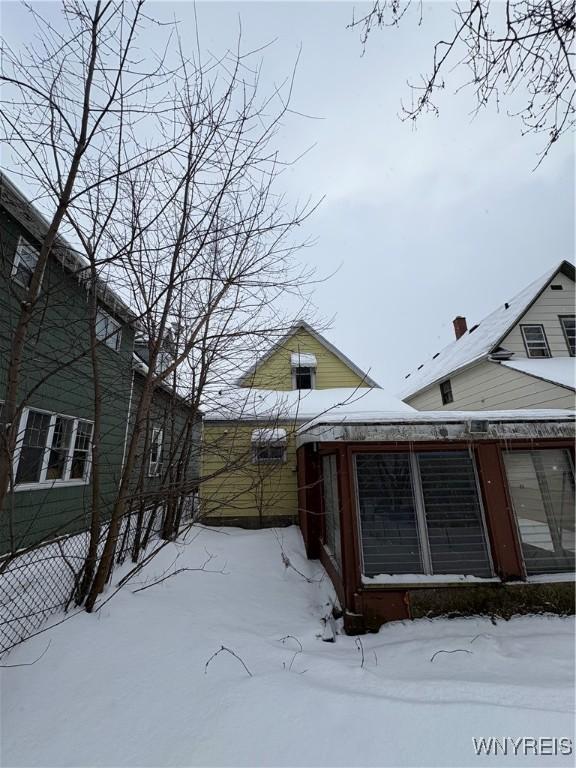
[439, 379, 453, 405]
[559, 316, 575, 356]
[148, 427, 164, 477]
[251, 428, 287, 464]
[13, 408, 93, 489]
[11, 236, 40, 289]
[520, 324, 551, 358]
[354, 451, 493, 578]
[95, 307, 122, 351]
[290, 352, 317, 390]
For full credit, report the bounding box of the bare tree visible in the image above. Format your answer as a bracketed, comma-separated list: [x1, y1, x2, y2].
[351, 0, 575, 165]
[0, 0, 180, 515]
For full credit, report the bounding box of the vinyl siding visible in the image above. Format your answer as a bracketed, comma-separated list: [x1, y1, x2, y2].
[500, 272, 575, 356]
[200, 422, 298, 520]
[406, 360, 575, 411]
[245, 328, 369, 390]
[0, 205, 134, 553]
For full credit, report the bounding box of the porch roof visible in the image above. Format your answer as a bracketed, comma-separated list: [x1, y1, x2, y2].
[296, 409, 575, 446]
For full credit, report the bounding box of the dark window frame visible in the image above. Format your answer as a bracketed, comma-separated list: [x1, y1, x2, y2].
[439, 379, 453, 405]
[354, 450, 494, 579]
[520, 324, 551, 358]
[559, 315, 575, 356]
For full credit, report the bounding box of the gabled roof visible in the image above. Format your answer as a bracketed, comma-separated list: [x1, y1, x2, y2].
[0, 171, 139, 326]
[398, 260, 575, 399]
[235, 320, 380, 388]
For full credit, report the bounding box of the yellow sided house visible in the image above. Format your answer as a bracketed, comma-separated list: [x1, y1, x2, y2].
[200, 321, 404, 527]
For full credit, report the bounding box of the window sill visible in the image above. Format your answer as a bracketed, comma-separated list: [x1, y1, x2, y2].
[13, 479, 90, 492]
[361, 574, 501, 587]
[508, 573, 575, 585]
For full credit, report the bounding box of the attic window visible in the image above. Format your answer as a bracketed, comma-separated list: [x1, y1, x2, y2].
[551, 284, 564, 291]
[291, 353, 316, 390]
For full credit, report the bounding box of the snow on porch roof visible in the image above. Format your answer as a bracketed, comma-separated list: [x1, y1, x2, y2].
[296, 409, 575, 446]
[398, 261, 575, 400]
[501, 358, 575, 390]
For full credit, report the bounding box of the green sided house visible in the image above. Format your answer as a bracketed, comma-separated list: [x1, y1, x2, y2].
[0, 172, 199, 556]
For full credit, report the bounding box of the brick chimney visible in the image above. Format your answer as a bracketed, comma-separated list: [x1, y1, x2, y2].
[453, 316, 468, 340]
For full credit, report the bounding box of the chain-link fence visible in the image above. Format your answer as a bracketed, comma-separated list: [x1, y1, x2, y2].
[0, 497, 197, 657]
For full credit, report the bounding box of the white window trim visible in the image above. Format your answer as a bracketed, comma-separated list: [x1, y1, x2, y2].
[12, 407, 93, 491]
[559, 315, 575, 357]
[11, 236, 40, 289]
[291, 366, 316, 391]
[96, 307, 122, 352]
[520, 324, 551, 358]
[148, 427, 164, 477]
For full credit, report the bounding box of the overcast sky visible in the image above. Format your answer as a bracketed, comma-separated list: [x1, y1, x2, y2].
[3, 2, 574, 394]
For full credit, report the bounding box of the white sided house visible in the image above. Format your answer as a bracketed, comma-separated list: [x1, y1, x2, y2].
[400, 261, 575, 411]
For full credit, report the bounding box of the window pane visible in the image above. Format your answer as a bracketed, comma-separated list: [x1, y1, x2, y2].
[560, 317, 575, 355]
[16, 411, 50, 484]
[46, 417, 73, 480]
[13, 239, 39, 288]
[503, 450, 575, 575]
[417, 451, 492, 577]
[70, 421, 92, 479]
[355, 453, 423, 576]
[522, 325, 550, 358]
[295, 367, 312, 389]
[323, 455, 341, 567]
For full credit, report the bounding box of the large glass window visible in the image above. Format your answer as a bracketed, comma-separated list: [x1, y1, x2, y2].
[355, 451, 492, 578]
[15, 409, 93, 486]
[503, 449, 575, 575]
[355, 453, 423, 575]
[322, 455, 341, 568]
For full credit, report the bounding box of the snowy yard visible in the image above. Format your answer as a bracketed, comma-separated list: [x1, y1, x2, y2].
[2, 526, 574, 767]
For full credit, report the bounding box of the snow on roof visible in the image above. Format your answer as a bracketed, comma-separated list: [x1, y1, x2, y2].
[398, 262, 574, 399]
[251, 428, 287, 443]
[502, 358, 575, 390]
[290, 352, 317, 367]
[203, 386, 413, 423]
[298, 408, 575, 431]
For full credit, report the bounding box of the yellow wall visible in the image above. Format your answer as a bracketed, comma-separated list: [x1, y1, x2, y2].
[243, 327, 369, 390]
[200, 422, 298, 521]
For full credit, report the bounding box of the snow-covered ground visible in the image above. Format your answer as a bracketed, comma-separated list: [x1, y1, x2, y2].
[2, 526, 574, 767]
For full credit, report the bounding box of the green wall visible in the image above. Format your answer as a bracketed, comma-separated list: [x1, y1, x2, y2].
[0, 205, 134, 553]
